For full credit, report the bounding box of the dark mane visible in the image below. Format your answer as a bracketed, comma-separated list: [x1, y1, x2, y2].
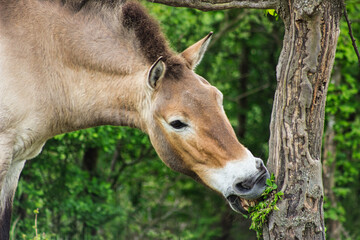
[122, 1, 171, 63]
[54, 0, 185, 78]
[122, 1, 184, 78]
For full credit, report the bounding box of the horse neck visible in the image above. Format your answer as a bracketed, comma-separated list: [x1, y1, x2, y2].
[5, 1, 153, 136]
[49, 68, 150, 135]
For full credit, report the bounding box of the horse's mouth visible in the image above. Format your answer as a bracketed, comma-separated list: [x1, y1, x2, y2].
[226, 195, 257, 214]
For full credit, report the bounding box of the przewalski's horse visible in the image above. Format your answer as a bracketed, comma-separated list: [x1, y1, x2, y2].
[0, 0, 270, 238]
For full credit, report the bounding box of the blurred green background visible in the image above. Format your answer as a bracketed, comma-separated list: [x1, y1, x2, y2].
[11, 1, 360, 239]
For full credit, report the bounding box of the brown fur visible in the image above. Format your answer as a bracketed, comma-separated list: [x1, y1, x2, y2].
[122, 1, 171, 63]
[122, 1, 185, 79]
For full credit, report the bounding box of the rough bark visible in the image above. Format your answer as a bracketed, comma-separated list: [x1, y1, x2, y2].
[147, 0, 277, 11]
[265, 1, 342, 239]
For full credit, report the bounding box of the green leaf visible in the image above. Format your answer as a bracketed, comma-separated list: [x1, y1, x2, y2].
[266, 178, 272, 186]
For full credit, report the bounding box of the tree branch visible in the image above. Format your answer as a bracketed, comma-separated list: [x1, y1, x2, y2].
[236, 82, 270, 100]
[146, 0, 278, 11]
[343, 1, 360, 67]
[225, 82, 270, 103]
[208, 10, 249, 48]
[110, 145, 153, 190]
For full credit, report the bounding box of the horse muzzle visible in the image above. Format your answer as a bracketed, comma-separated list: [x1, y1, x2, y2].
[225, 160, 270, 214]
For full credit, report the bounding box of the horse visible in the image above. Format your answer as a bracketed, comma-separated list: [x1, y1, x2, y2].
[0, 0, 270, 238]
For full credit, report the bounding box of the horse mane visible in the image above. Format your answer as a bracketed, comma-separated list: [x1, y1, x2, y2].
[59, 0, 185, 78]
[121, 1, 185, 78]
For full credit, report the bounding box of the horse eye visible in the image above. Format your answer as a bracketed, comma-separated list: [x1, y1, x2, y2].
[169, 120, 188, 129]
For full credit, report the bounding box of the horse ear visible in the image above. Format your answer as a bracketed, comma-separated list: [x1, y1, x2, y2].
[181, 32, 213, 70]
[148, 57, 165, 89]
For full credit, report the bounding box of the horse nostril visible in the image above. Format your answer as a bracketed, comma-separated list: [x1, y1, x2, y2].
[255, 158, 265, 171]
[235, 180, 253, 192]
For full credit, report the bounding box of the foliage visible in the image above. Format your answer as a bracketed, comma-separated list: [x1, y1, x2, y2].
[9, 1, 360, 239]
[323, 1, 360, 239]
[13, 126, 227, 239]
[248, 174, 283, 239]
[19, 209, 53, 240]
[264, 9, 279, 20]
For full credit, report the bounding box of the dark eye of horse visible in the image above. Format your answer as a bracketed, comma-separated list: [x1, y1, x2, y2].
[169, 120, 188, 129]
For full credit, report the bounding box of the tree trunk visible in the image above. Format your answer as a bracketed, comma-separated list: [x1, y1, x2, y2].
[264, 1, 342, 239]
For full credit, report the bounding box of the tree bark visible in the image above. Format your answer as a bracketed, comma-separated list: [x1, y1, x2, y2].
[265, 1, 342, 239]
[147, 0, 342, 239]
[147, 0, 277, 11]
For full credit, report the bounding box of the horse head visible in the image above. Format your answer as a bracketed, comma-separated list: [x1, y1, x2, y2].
[142, 33, 270, 213]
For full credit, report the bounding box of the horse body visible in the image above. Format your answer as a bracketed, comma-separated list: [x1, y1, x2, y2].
[0, 1, 269, 238]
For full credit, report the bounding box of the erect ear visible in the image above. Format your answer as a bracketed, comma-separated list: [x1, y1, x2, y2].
[148, 56, 166, 89]
[181, 32, 213, 70]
